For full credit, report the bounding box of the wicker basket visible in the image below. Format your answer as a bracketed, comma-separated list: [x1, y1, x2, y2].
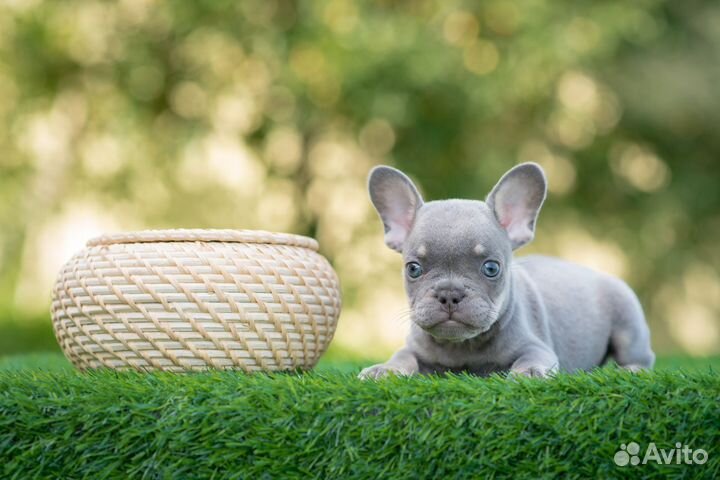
[51, 229, 341, 372]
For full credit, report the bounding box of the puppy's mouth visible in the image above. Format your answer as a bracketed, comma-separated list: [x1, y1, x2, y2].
[429, 318, 473, 329]
[412, 299, 499, 341]
[420, 315, 491, 341]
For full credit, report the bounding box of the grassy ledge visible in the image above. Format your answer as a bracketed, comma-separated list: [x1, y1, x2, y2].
[1, 355, 719, 479]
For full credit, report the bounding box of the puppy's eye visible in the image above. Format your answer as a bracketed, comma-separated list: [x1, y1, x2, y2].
[406, 262, 424, 279]
[481, 260, 501, 278]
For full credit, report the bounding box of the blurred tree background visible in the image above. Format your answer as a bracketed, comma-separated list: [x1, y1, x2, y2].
[0, 0, 718, 359]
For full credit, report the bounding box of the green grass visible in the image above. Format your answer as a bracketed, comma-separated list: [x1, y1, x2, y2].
[1, 354, 719, 479]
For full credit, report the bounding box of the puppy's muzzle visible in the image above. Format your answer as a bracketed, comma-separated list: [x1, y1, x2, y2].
[433, 279, 467, 313]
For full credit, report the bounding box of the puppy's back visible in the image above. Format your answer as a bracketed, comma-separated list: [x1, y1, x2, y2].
[513, 255, 629, 370]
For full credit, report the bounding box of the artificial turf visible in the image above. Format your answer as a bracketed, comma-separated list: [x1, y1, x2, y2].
[1, 354, 718, 479]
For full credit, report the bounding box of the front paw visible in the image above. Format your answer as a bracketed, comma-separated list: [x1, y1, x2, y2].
[358, 364, 410, 380]
[509, 365, 555, 379]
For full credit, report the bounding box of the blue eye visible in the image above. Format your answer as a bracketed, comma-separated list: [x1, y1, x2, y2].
[406, 262, 424, 279]
[482, 260, 501, 278]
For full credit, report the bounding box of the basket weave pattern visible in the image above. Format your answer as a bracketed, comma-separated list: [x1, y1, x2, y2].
[51, 230, 341, 372]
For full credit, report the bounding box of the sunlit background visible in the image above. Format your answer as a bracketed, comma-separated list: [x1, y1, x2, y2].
[1, 0, 719, 361]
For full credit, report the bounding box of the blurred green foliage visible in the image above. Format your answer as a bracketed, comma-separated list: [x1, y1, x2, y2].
[0, 0, 719, 357]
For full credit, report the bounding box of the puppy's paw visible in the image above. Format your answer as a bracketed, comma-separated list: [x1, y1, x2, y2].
[621, 364, 649, 373]
[358, 364, 409, 380]
[509, 365, 554, 379]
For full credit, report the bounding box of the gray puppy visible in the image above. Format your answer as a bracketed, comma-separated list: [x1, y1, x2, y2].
[359, 163, 655, 379]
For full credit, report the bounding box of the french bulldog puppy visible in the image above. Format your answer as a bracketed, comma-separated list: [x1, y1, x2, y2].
[359, 163, 655, 379]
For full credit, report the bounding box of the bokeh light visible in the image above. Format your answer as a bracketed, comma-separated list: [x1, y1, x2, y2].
[0, 0, 719, 359]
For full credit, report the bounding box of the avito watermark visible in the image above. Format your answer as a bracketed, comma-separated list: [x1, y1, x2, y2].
[614, 442, 708, 466]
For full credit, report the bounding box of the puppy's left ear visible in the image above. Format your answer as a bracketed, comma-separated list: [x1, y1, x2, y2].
[486, 163, 547, 250]
[368, 166, 424, 252]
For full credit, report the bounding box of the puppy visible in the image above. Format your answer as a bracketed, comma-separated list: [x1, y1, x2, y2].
[359, 163, 655, 379]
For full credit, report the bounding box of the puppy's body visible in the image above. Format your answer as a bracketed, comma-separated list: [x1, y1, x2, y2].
[360, 165, 654, 379]
[406, 255, 650, 376]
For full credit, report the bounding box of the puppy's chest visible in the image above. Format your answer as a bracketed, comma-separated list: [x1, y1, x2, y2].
[416, 342, 514, 375]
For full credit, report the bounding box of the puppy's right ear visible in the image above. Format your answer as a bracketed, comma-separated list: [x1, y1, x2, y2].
[368, 166, 424, 252]
[486, 162, 547, 250]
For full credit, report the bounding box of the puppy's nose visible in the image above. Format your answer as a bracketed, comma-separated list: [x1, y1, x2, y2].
[437, 291, 466, 306]
[434, 280, 466, 308]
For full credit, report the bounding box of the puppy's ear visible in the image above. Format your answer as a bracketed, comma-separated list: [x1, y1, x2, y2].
[486, 163, 547, 250]
[368, 166, 424, 252]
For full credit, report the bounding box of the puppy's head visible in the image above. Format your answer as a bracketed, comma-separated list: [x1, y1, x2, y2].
[369, 163, 547, 341]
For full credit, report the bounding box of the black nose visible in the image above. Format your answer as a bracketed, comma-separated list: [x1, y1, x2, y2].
[435, 281, 466, 307]
[437, 292, 465, 305]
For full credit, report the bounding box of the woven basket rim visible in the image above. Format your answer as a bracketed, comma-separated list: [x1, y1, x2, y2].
[86, 229, 319, 250]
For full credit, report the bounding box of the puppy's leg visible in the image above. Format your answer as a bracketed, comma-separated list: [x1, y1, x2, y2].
[358, 348, 419, 380]
[509, 345, 559, 378]
[607, 282, 655, 371]
[610, 314, 655, 371]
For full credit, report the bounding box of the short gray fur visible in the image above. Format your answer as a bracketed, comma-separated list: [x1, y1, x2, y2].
[359, 163, 655, 379]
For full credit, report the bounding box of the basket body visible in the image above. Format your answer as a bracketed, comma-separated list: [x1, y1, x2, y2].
[51, 229, 341, 372]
